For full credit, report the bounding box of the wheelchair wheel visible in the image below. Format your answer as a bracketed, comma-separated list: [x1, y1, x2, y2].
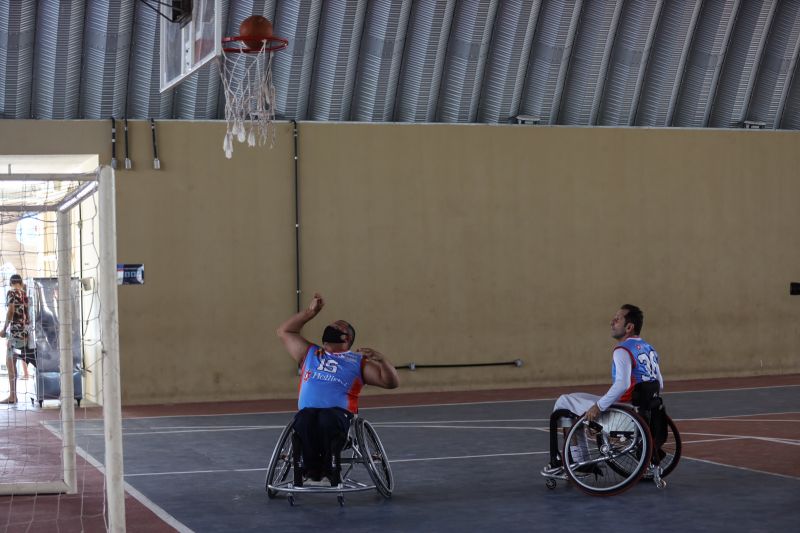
[563, 407, 652, 496]
[265, 422, 294, 499]
[355, 418, 393, 498]
[645, 415, 681, 479]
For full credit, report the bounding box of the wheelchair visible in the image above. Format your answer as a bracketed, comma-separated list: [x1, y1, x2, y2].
[265, 415, 394, 506]
[543, 404, 681, 496]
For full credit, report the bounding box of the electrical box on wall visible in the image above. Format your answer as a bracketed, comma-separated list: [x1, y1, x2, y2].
[117, 264, 144, 285]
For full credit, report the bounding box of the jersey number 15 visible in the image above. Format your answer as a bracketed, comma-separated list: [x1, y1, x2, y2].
[317, 359, 339, 374]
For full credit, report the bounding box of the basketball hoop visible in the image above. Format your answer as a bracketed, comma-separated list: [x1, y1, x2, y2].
[217, 34, 288, 159]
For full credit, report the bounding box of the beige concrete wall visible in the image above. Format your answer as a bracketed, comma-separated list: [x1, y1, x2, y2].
[0, 120, 798, 404]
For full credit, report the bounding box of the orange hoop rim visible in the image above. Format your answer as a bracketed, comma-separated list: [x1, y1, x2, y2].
[222, 35, 289, 54]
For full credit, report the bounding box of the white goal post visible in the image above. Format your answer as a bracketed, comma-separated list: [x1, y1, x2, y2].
[0, 166, 124, 530]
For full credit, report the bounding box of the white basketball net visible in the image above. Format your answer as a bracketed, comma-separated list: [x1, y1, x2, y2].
[218, 45, 277, 159]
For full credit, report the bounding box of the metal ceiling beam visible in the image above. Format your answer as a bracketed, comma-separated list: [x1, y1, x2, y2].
[34, 1, 85, 119]
[700, 0, 742, 127]
[627, 0, 665, 126]
[665, 0, 703, 126]
[746, 0, 800, 128]
[437, 0, 500, 123]
[271, 0, 324, 120]
[589, 0, 625, 125]
[81, 0, 135, 119]
[550, 0, 583, 124]
[774, 5, 800, 128]
[307, 0, 367, 121]
[709, 0, 778, 128]
[738, 1, 778, 127]
[476, 0, 542, 123]
[394, 0, 455, 122]
[351, 0, 411, 122]
[0, 0, 37, 119]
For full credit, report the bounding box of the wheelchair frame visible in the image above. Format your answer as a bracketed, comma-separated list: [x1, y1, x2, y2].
[265, 415, 394, 506]
[543, 404, 681, 496]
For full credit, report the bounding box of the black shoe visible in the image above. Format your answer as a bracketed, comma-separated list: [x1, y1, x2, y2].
[329, 469, 342, 487]
[292, 465, 303, 487]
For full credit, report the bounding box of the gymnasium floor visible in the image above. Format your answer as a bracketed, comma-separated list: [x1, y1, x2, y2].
[2, 374, 799, 532]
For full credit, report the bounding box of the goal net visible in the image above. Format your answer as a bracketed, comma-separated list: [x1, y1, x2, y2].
[0, 166, 124, 530]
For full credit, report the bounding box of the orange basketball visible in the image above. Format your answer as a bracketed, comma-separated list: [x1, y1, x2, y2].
[239, 15, 273, 50]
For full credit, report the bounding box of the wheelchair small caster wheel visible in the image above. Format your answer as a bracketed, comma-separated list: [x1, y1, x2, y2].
[337, 495, 344, 507]
[545, 478, 557, 490]
[288, 494, 295, 506]
[655, 479, 667, 489]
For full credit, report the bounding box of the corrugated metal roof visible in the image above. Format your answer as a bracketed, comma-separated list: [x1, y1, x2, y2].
[1, 0, 798, 129]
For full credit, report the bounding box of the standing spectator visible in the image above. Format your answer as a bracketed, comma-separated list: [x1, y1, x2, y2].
[1, 274, 33, 404]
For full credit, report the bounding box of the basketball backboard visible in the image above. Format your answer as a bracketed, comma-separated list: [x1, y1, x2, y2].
[159, 0, 222, 92]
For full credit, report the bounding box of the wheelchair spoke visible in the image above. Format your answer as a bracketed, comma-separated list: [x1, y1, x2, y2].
[266, 422, 295, 498]
[356, 419, 394, 498]
[563, 407, 652, 496]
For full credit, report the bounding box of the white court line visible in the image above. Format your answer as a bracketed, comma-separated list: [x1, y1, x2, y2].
[81, 423, 541, 438]
[76, 425, 279, 432]
[126, 468, 261, 478]
[370, 418, 550, 426]
[680, 431, 800, 446]
[375, 418, 545, 424]
[680, 410, 800, 420]
[124, 443, 800, 481]
[124, 450, 550, 478]
[680, 436, 743, 445]
[390, 451, 546, 463]
[110, 399, 553, 421]
[79, 426, 284, 437]
[363, 384, 800, 411]
[111, 410, 298, 421]
[679, 434, 800, 446]
[683, 456, 800, 482]
[377, 424, 537, 430]
[662, 384, 800, 395]
[102, 383, 800, 421]
[41, 420, 193, 533]
[681, 418, 800, 423]
[155, 425, 281, 430]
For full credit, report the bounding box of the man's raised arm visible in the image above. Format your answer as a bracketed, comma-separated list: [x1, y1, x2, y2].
[277, 293, 324, 363]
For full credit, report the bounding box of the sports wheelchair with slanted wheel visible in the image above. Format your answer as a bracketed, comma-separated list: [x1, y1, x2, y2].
[543, 402, 681, 496]
[265, 415, 393, 506]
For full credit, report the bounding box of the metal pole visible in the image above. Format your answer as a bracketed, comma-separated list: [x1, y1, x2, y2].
[98, 165, 126, 532]
[292, 120, 301, 312]
[56, 211, 77, 493]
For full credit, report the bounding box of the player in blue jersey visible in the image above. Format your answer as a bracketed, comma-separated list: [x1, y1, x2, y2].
[541, 304, 663, 475]
[277, 292, 400, 486]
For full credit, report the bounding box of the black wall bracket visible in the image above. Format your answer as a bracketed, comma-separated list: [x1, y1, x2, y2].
[396, 359, 523, 371]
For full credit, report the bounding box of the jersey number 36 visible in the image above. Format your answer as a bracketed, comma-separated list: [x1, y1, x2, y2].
[636, 351, 660, 381]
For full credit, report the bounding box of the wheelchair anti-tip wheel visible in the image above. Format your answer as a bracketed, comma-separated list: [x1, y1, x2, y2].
[562, 407, 652, 496]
